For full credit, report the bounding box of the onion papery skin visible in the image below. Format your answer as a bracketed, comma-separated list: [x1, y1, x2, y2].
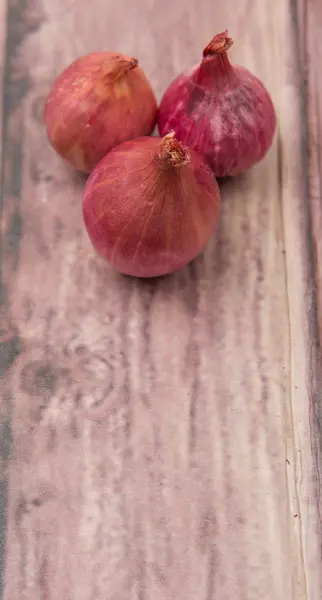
[83, 135, 221, 278]
[45, 52, 157, 173]
[158, 31, 276, 177]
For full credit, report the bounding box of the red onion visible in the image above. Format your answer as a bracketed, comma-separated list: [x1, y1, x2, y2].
[83, 133, 220, 278]
[158, 31, 276, 177]
[44, 52, 157, 173]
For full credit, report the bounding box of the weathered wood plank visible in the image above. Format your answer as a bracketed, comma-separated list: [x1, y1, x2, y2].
[0, 1, 15, 595]
[0, 0, 321, 599]
[281, 3, 322, 599]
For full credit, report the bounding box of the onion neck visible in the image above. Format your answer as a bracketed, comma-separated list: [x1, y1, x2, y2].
[101, 56, 138, 83]
[203, 30, 233, 56]
[157, 133, 190, 169]
[193, 30, 236, 88]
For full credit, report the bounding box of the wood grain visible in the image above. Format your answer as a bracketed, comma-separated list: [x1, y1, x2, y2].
[1, 0, 321, 599]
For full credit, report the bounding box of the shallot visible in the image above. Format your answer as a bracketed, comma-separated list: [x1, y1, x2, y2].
[45, 52, 157, 173]
[158, 31, 276, 177]
[83, 133, 220, 277]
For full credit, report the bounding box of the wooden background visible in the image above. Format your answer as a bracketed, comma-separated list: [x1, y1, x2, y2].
[1, 0, 322, 598]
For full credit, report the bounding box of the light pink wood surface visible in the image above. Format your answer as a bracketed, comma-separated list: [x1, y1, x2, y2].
[1, 1, 321, 599]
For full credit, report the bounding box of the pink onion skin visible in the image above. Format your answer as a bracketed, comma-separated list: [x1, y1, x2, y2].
[83, 135, 220, 278]
[158, 31, 276, 177]
[44, 52, 157, 173]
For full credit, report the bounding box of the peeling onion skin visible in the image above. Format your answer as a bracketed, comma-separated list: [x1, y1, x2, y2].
[158, 31, 276, 177]
[44, 52, 157, 173]
[83, 134, 220, 278]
